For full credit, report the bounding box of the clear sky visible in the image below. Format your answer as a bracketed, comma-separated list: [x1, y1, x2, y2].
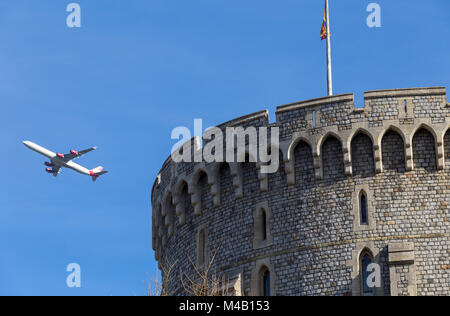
[0, 0, 448, 295]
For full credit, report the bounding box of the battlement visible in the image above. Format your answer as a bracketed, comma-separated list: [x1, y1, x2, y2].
[152, 86, 448, 199]
[216, 109, 269, 130]
[276, 92, 354, 112]
[151, 86, 450, 296]
[364, 86, 446, 99]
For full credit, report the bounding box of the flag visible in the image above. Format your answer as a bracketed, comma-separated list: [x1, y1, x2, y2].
[320, 5, 327, 40]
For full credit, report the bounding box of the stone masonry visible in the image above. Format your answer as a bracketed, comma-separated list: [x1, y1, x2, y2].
[151, 87, 450, 296]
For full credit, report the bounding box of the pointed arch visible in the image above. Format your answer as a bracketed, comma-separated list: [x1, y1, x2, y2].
[347, 128, 376, 150]
[409, 123, 438, 145]
[162, 190, 175, 236]
[350, 131, 375, 178]
[173, 177, 190, 225]
[444, 125, 450, 138]
[412, 127, 437, 171]
[287, 136, 313, 161]
[381, 128, 406, 172]
[317, 131, 344, 157]
[260, 266, 271, 296]
[293, 140, 315, 188]
[359, 248, 375, 296]
[321, 134, 345, 181]
[180, 180, 193, 224]
[359, 190, 368, 225]
[189, 167, 212, 216]
[251, 258, 276, 296]
[191, 167, 211, 187]
[174, 177, 189, 197]
[378, 125, 407, 149]
[218, 162, 234, 204]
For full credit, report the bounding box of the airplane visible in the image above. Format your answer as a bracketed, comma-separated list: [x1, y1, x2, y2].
[23, 140, 108, 182]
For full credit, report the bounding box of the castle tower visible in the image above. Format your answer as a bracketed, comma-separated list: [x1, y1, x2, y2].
[151, 87, 449, 296]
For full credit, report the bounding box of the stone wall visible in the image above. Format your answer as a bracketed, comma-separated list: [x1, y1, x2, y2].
[151, 87, 449, 296]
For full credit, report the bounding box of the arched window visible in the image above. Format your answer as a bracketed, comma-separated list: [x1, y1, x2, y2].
[360, 250, 374, 295]
[253, 203, 272, 249]
[261, 210, 267, 241]
[197, 228, 206, 266]
[360, 191, 368, 225]
[261, 268, 271, 296]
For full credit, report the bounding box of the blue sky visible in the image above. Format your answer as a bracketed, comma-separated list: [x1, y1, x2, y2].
[0, 0, 448, 295]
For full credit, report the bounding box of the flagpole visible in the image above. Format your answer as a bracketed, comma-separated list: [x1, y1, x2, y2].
[326, 0, 333, 96]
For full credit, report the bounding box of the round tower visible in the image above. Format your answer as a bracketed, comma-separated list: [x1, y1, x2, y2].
[151, 87, 449, 296]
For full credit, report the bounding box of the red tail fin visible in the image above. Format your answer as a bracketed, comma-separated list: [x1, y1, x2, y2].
[90, 166, 103, 174]
[89, 166, 108, 182]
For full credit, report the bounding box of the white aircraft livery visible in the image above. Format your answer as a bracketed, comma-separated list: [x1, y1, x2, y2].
[23, 141, 108, 182]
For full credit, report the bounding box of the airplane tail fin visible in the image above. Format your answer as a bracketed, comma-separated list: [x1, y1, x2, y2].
[91, 166, 103, 173]
[90, 166, 108, 182]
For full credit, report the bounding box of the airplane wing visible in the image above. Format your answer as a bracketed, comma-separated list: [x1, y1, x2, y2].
[62, 147, 97, 162]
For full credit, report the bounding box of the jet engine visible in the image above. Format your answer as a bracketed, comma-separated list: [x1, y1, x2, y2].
[57, 153, 64, 158]
[70, 149, 78, 156]
[44, 162, 54, 167]
[45, 168, 53, 173]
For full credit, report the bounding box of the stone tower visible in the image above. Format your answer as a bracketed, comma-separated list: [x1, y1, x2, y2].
[151, 87, 449, 296]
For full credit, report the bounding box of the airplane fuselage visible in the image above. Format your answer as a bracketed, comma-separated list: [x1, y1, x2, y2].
[23, 141, 104, 178]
